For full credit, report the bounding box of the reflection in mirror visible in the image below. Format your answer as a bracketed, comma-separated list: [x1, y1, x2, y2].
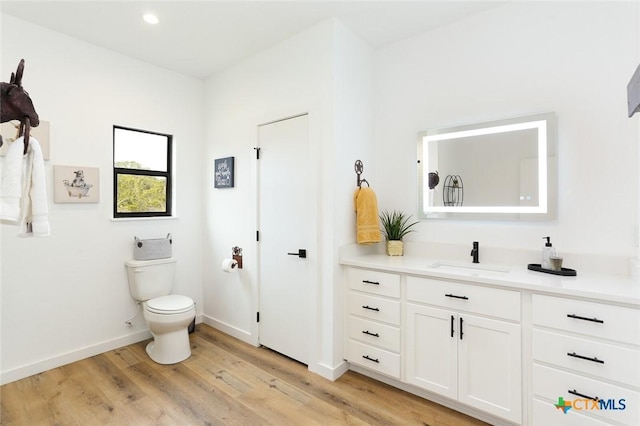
[417, 113, 556, 220]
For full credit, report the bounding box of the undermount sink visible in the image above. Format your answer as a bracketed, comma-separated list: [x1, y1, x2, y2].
[429, 261, 511, 274]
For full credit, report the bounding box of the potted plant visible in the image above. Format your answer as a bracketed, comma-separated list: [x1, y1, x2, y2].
[379, 210, 419, 256]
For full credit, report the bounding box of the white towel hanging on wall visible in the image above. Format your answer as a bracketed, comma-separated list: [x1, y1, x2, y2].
[0, 136, 50, 236]
[0, 135, 25, 222]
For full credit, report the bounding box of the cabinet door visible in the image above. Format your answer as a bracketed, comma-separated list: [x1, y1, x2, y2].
[458, 314, 522, 423]
[405, 303, 457, 400]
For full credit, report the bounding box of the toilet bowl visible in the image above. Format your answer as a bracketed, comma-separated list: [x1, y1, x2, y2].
[143, 294, 196, 364]
[125, 258, 196, 365]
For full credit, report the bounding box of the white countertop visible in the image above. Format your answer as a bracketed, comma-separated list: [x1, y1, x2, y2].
[340, 253, 640, 307]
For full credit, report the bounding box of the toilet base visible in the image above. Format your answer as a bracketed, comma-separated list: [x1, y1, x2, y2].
[145, 328, 192, 364]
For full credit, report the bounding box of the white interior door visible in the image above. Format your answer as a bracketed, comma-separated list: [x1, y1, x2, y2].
[258, 114, 309, 364]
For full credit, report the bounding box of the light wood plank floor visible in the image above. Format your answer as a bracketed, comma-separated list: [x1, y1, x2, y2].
[1, 324, 487, 425]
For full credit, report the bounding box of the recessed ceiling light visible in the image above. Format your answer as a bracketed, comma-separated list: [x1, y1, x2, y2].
[142, 13, 159, 25]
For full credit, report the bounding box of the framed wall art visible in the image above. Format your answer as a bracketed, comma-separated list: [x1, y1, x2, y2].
[214, 156, 234, 188]
[54, 165, 100, 203]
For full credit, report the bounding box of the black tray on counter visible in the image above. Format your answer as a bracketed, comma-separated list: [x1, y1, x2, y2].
[527, 263, 577, 276]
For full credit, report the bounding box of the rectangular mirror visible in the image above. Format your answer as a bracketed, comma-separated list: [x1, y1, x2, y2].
[417, 113, 556, 220]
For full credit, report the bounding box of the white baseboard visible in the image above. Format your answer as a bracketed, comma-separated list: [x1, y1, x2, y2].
[0, 315, 212, 385]
[201, 314, 257, 346]
[310, 359, 349, 381]
[0, 329, 152, 385]
[1, 314, 348, 388]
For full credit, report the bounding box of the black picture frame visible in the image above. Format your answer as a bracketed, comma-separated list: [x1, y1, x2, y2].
[214, 157, 235, 188]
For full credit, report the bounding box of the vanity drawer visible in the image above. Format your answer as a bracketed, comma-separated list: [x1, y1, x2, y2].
[406, 276, 520, 321]
[348, 268, 400, 298]
[347, 316, 400, 352]
[532, 294, 640, 345]
[348, 292, 401, 325]
[347, 339, 400, 379]
[532, 398, 611, 426]
[533, 329, 640, 387]
[532, 364, 638, 426]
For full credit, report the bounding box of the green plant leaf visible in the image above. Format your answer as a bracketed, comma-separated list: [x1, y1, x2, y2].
[379, 210, 419, 241]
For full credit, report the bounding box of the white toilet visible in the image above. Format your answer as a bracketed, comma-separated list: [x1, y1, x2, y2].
[125, 257, 196, 364]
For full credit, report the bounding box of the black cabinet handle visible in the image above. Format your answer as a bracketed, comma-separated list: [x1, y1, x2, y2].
[362, 305, 380, 312]
[362, 330, 379, 337]
[460, 317, 464, 340]
[568, 389, 599, 401]
[567, 314, 604, 324]
[362, 355, 379, 363]
[362, 280, 380, 285]
[445, 293, 469, 300]
[567, 352, 604, 364]
[450, 315, 455, 338]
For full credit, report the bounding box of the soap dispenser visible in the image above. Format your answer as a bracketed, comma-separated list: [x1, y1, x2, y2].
[542, 236, 556, 269]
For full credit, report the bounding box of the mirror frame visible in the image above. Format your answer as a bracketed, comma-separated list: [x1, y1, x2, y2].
[417, 113, 556, 220]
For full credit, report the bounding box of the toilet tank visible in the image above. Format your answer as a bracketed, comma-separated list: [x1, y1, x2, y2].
[125, 257, 176, 301]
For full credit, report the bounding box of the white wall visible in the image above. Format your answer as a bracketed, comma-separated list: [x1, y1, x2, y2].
[374, 1, 639, 260]
[202, 19, 372, 378]
[0, 15, 205, 384]
[330, 22, 374, 368]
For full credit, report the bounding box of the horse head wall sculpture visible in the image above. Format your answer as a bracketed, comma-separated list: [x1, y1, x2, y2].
[0, 59, 40, 153]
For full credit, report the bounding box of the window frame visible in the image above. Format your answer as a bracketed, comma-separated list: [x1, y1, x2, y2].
[113, 125, 173, 218]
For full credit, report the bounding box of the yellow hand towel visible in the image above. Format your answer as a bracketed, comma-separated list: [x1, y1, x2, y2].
[354, 187, 381, 244]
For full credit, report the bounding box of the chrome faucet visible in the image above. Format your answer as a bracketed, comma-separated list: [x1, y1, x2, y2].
[470, 241, 479, 263]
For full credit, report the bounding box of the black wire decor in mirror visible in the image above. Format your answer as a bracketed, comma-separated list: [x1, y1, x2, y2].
[443, 174, 463, 206]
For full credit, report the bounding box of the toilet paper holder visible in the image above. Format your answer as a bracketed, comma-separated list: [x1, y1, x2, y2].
[232, 246, 243, 269]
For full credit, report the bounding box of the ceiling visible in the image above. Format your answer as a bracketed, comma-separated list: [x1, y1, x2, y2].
[1, 1, 507, 79]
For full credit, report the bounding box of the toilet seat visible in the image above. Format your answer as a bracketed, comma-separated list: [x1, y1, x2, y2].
[146, 295, 194, 315]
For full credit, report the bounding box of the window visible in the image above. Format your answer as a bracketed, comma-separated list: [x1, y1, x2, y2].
[113, 126, 172, 218]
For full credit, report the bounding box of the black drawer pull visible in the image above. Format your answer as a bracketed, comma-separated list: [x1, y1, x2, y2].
[362, 280, 380, 285]
[362, 305, 380, 312]
[567, 314, 604, 324]
[362, 355, 379, 363]
[567, 352, 605, 364]
[362, 330, 379, 337]
[445, 293, 469, 300]
[568, 389, 599, 401]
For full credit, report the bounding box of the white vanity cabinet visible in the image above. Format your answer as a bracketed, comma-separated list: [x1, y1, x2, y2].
[405, 276, 522, 423]
[531, 294, 640, 426]
[341, 254, 640, 426]
[345, 268, 401, 379]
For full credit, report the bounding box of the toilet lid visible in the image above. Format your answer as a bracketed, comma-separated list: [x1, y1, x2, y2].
[146, 295, 194, 314]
